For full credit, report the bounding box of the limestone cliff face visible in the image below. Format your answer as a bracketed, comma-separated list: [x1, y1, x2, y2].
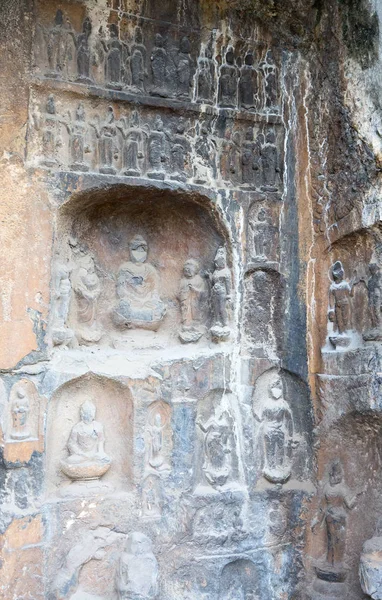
[0, 1, 380, 599]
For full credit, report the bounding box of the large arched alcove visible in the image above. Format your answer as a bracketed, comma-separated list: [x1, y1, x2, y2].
[51, 183, 234, 351]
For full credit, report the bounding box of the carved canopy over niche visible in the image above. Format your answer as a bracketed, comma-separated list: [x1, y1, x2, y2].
[51, 185, 233, 351]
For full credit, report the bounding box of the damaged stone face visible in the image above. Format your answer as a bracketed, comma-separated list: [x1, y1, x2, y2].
[0, 0, 381, 598]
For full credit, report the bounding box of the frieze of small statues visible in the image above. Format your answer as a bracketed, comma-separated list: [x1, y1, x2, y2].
[35, 12, 280, 113]
[34, 97, 282, 190]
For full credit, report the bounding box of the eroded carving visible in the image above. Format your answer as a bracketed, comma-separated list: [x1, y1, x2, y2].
[239, 52, 259, 111]
[209, 246, 232, 341]
[261, 49, 279, 112]
[248, 205, 277, 263]
[177, 36, 192, 98]
[147, 116, 166, 179]
[116, 532, 159, 599]
[363, 262, 382, 342]
[71, 250, 102, 344]
[130, 27, 146, 93]
[52, 254, 74, 347]
[60, 399, 111, 481]
[10, 385, 31, 441]
[69, 103, 89, 172]
[360, 518, 382, 599]
[328, 261, 354, 349]
[218, 47, 238, 108]
[261, 128, 280, 190]
[196, 44, 215, 104]
[151, 33, 167, 97]
[145, 401, 171, 474]
[117, 110, 144, 177]
[104, 24, 126, 90]
[254, 375, 297, 484]
[178, 259, 207, 343]
[113, 235, 166, 330]
[142, 475, 162, 519]
[76, 18, 92, 83]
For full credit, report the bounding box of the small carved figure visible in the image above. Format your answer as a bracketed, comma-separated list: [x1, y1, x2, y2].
[10, 388, 31, 440]
[70, 103, 89, 172]
[147, 116, 166, 179]
[116, 532, 159, 599]
[328, 261, 354, 349]
[178, 259, 207, 343]
[147, 412, 168, 471]
[52, 254, 74, 347]
[76, 17, 92, 82]
[239, 52, 259, 110]
[194, 121, 217, 184]
[113, 235, 166, 330]
[150, 33, 167, 97]
[196, 44, 215, 104]
[363, 262, 382, 341]
[210, 247, 232, 341]
[261, 128, 280, 190]
[170, 118, 190, 182]
[104, 23, 125, 89]
[218, 47, 238, 108]
[312, 460, 358, 573]
[130, 26, 146, 93]
[117, 111, 144, 177]
[46, 10, 76, 79]
[142, 476, 162, 518]
[60, 400, 111, 481]
[229, 131, 242, 186]
[261, 49, 279, 111]
[177, 36, 192, 98]
[71, 252, 102, 344]
[359, 518, 382, 599]
[248, 206, 274, 262]
[41, 95, 59, 167]
[255, 376, 297, 484]
[197, 410, 232, 487]
[99, 106, 117, 174]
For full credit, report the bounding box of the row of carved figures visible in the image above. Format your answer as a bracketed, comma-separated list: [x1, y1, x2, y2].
[34, 97, 282, 190]
[328, 259, 382, 349]
[52, 239, 232, 346]
[35, 12, 280, 112]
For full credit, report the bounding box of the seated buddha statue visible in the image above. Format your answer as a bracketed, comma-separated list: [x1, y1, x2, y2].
[112, 235, 166, 331]
[60, 400, 111, 481]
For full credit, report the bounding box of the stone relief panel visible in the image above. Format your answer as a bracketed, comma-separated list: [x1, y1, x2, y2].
[51, 188, 232, 350]
[252, 368, 312, 487]
[33, 5, 281, 115]
[243, 268, 284, 358]
[321, 229, 379, 354]
[46, 374, 133, 496]
[27, 93, 284, 191]
[194, 389, 240, 493]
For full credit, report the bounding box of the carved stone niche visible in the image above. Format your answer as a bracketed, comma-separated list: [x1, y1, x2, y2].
[194, 388, 241, 494]
[321, 229, 378, 354]
[0, 378, 45, 466]
[243, 267, 284, 358]
[218, 557, 268, 599]
[46, 373, 133, 496]
[252, 367, 313, 488]
[55, 185, 231, 351]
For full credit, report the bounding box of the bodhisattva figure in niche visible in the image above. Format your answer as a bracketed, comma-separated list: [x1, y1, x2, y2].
[363, 262, 382, 342]
[10, 388, 31, 440]
[209, 246, 232, 341]
[116, 532, 159, 600]
[312, 460, 361, 580]
[254, 376, 298, 484]
[178, 259, 207, 343]
[71, 253, 102, 344]
[147, 412, 169, 473]
[328, 260, 356, 349]
[52, 253, 74, 347]
[112, 235, 166, 331]
[60, 400, 111, 481]
[197, 410, 232, 488]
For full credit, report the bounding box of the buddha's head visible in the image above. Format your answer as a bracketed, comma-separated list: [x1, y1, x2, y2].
[329, 459, 343, 486]
[183, 259, 199, 279]
[332, 261, 344, 283]
[80, 400, 96, 424]
[214, 247, 227, 269]
[129, 235, 148, 264]
[269, 377, 283, 401]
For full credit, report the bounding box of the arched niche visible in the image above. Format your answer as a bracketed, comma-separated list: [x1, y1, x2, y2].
[52, 184, 233, 350]
[219, 558, 268, 599]
[45, 373, 133, 495]
[252, 367, 313, 486]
